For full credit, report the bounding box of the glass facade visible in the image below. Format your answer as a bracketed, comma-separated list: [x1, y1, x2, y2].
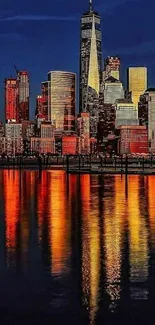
[79, 3, 102, 137]
[127, 67, 147, 108]
[48, 71, 76, 132]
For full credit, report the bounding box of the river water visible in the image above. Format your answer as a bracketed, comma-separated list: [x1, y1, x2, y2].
[0, 170, 154, 324]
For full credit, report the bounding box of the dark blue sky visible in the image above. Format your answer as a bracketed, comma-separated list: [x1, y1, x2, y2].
[0, 0, 155, 119]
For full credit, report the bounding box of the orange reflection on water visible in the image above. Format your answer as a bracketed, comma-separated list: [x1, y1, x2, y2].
[148, 176, 155, 247]
[128, 176, 149, 299]
[38, 171, 49, 243]
[3, 170, 20, 266]
[49, 171, 70, 275]
[81, 175, 100, 325]
[104, 176, 125, 309]
[20, 171, 36, 269]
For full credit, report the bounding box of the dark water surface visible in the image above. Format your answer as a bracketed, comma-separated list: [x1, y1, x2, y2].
[0, 170, 155, 324]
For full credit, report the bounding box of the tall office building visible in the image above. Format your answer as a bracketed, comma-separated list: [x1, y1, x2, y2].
[5, 78, 17, 121]
[79, 0, 102, 137]
[48, 71, 76, 133]
[103, 56, 120, 81]
[103, 76, 124, 104]
[16, 71, 30, 122]
[127, 67, 147, 108]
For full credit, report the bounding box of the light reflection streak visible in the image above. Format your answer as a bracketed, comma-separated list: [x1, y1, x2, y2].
[128, 176, 149, 300]
[49, 171, 70, 275]
[104, 176, 125, 310]
[81, 175, 100, 325]
[3, 170, 20, 268]
[148, 177, 155, 247]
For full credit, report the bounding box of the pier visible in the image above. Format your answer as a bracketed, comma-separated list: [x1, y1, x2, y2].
[0, 154, 155, 175]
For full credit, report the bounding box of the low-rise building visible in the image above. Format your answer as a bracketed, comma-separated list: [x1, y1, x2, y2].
[62, 135, 78, 155]
[5, 122, 23, 155]
[31, 137, 55, 154]
[117, 125, 148, 155]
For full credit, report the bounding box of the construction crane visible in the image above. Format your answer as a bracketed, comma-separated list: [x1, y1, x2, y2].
[14, 64, 19, 76]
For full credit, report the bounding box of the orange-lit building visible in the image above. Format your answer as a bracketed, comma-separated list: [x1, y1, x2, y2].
[48, 71, 76, 132]
[31, 137, 55, 154]
[5, 78, 17, 121]
[62, 135, 78, 155]
[117, 125, 148, 155]
[77, 112, 90, 154]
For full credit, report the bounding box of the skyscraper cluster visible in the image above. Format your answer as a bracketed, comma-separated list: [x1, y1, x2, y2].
[0, 0, 154, 156]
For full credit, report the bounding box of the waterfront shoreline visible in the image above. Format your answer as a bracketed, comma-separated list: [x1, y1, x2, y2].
[1, 165, 155, 175]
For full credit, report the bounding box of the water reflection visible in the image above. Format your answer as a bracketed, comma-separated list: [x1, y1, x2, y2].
[81, 175, 100, 324]
[49, 171, 71, 275]
[3, 170, 20, 269]
[104, 176, 126, 311]
[0, 171, 155, 323]
[128, 177, 149, 300]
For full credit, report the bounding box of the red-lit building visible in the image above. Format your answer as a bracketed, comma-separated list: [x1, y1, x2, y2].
[36, 95, 43, 116]
[62, 135, 78, 155]
[5, 78, 17, 121]
[117, 126, 148, 155]
[16, 71, 29, 122]
[41, 81, 49, 121]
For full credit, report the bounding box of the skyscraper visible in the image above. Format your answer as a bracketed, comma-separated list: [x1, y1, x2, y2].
[16, 71, 30, 122]
[127, 67, 147, 108]
[48, 71, 76, 133]
[5, 78, 17, 121]
[79, 0, 102, 137]
[103, 56, 120, 81]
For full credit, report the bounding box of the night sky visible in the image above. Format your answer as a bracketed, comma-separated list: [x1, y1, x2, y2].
[0, 0, 154, 120]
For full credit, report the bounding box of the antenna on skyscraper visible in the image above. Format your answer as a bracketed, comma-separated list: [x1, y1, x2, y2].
[89, 0, 93, 11]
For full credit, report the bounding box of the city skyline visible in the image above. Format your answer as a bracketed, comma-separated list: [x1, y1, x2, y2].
[0, 0, 155, 119]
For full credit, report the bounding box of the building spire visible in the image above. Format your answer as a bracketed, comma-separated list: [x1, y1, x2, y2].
[89, 0, 93, 11]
